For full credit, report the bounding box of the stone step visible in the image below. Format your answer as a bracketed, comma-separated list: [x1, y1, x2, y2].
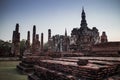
[33, 65, 79, 80]
[54, 58, 120, 67]
[19, 62, 33, 67]
[64, 57, 120, 62]
[28, 74, 40, 80]
[22, 60, 35, 64]
[37, 59, 118, 79]
[17, 65, 34, 74]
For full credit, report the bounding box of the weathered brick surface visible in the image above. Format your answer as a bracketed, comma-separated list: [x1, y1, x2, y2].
[17, 56, 52, 74]
[29, 65, 77, 80]
[35, 60, 118, 80]
[47, 52, 83, 58]
[91, 42, 120, 57]
[26, 57, 120, 80]
[77, 59, 88, 66]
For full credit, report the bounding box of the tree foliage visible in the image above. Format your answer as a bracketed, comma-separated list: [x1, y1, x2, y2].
[0, 39, 27, 57]
[0, 40, 12, 57]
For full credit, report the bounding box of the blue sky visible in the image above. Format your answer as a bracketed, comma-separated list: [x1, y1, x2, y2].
[0, 0, 120, 43]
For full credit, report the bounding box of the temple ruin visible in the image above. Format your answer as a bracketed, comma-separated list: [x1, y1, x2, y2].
[47, 29, 70, 53]
[70, 8, 100, 53]
[11, 23, 20, 56]
[23, 31, 31, 55]
[15, 8, 120, 80]
[30, 25, 41, 55]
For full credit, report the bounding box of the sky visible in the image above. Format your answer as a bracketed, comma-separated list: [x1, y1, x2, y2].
[0, 0, 120, 43]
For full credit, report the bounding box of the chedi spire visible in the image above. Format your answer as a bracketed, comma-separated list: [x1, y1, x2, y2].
[80, 7, 87, 27]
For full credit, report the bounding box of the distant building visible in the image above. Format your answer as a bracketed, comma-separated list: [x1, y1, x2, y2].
[48, 29, 70, 52]
[48, 8, 107, 53]
[70, 8, 100, 53]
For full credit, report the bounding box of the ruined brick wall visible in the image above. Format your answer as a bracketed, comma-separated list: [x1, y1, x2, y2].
[91, 42, 120, 56]
[92, 42, 120, 52]
[28, 59, 120, 80]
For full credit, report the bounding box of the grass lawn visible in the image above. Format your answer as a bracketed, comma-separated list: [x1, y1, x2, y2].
[0, 61, 27, 80]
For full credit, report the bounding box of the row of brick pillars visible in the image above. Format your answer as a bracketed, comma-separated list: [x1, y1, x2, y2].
[11, 24, 44, 56]
[31, 25, 44, 54]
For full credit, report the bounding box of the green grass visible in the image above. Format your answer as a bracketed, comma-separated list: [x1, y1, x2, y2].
[0, 61, 27, 80]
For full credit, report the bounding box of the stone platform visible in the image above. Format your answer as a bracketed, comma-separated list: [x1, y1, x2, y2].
[28, 65, 79, 80]
[17, 56, 52, 74]
[28, 57, 120, 80]
[17, 61, 34, 74]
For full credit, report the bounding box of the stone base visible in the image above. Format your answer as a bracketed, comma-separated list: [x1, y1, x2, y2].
[28, 66, 78, 80]
[17, 64, 34, 74]
[17, 56, 52, 74]
[28, 57, 120, 80]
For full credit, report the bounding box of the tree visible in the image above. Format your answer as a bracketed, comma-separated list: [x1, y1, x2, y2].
[0, 40, 12, 57]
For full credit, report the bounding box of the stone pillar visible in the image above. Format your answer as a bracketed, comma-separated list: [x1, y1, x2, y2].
[36, 34, 40, 48]
[24, 31, 31, 55]
[11, 23, 20, 56]
[64, 29, 68, 52]
[101, 31, 108, 43]
[27, 31, 30, 42]
[16, 24, 19, 32]
[34, 34, 40, 54]
[41, 33, 43, 51]
[48, 29, 52, 51]
[27, 31, 30, 48]
[32, 25, 36, 54]
[32, 25, 36, 45]
[48, 29, 51, 41]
